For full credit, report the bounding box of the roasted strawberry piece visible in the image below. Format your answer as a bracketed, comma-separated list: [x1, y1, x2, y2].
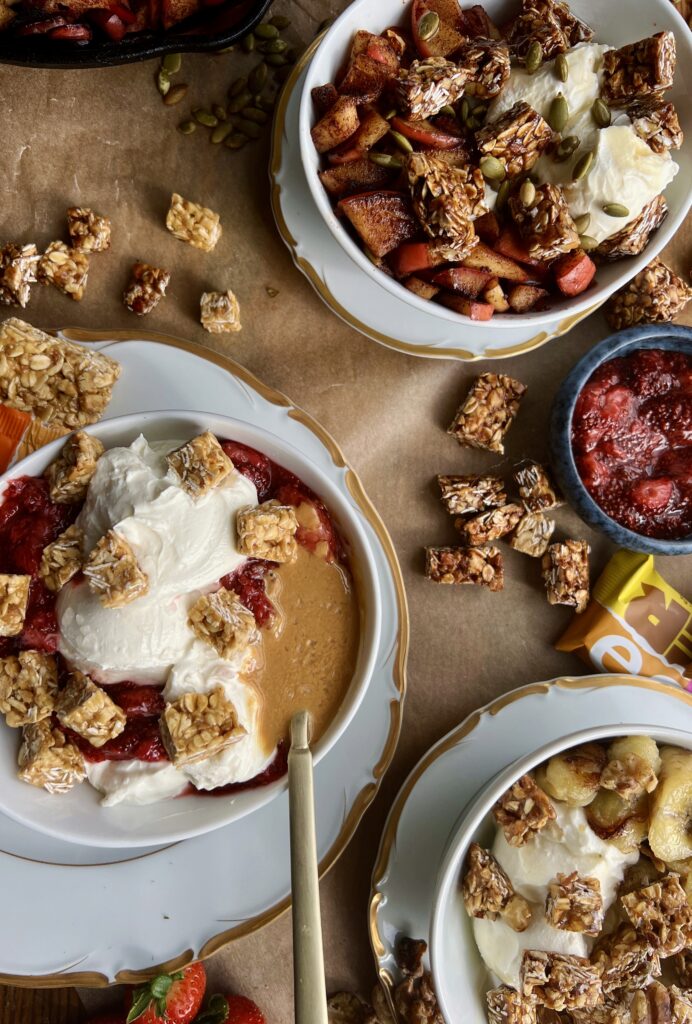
[311, 97, 360, 154]
[319, 159, 393, 198]
[462, 243, 530, 283]
[474, 212, 501, 245]
[338, 191, 418, 258]
[311, 84, 339, 118]
[431, 266, 493, 296]
[553, 250, 596, 297]
[437, 293, 495, 319]
[411, 0, 464, 57]
[507, 283, 549, 312]
[390, 116, 463, 150]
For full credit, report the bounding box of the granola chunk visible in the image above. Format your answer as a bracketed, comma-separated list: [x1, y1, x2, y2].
[160, 686, 246, 767]
[45, 430, 104, 504]
[0, 651, 58, 727]
[514, 462, 563, 513]
[56, 671, 126, 748]
[601, 753, 658, 801]
[542, 540, 590, 613]
[66, 207, 112, 253]
[0, 318, 121, 429]
[476, 102, 553, 177]
[40, 524, 84, 593]
[493, 773, 557, 846]
[455, 503, 524, 545]
[546, 872, 604, 936]
[629, 983, 675, 1024]
[670, 985, 692, 1024]
[521, 950, 602, 1011]
[462, 842, 532, 931]
[407, 152, 479, 254]
[425, 546, 504, 590]
[448, 372, 526, 454]
[17, 719, 85, 794]
[0, 572, 31, 638]
[605, 259, 692, 331]
[166, 193, 222, 252]
[487, 987, 538, 1024]
[456, 39, 510, 100]
[188, 588, 260, 661]
[592, 924, 662, 993]
[510, 511, 555, 558]
[38, 241, 89, 301]
[0, 243, 40, 308]
[123, 261, 170, 316]
[675, 952, 692, 989]
[506, 0, 594, 62]
[602, 32, 676, 105]
[395, 57, 467, 120]
[392, 938, 443, 1024]
[621, 875, 692, 957]
[200, 290, 241, 334]
[83, 531, 149, 608]
[167, 431, 234, 499]
[628, 99, 683, 154]
[595, 196, 668, 262]
[326, 992, 379, 1024]
[437, 474, 507, 516]
[237, 500, 299, 563]
[509, 183, 579, 262]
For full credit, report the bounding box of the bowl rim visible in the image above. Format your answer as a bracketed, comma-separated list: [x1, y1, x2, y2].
[0, 407, 382, 847]
[549, 322, 692, 555]
[297, 0, 692, 331]
[430, 720, 692, 1021]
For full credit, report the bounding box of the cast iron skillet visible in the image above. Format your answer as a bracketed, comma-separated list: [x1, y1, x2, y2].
[0, 0, 272, 67]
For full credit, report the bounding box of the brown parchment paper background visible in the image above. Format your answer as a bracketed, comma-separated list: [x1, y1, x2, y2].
[0, 4, 691, 1019]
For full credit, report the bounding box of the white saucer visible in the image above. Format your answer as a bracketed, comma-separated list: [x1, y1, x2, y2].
[368, 674, 692, 1015]
[0, 329, 407, 986]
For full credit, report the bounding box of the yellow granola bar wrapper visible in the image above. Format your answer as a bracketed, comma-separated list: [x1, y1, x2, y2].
[556, 550, 691, 691]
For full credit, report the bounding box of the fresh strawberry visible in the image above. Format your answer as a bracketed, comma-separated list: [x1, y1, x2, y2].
[195, 994, 266, 1024]
[126, 962, 206, 1024]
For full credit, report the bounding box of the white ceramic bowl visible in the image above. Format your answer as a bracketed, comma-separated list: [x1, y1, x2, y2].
[299, 0, 692, 330]
[0, 409, 381, 848]
[430, 722, 692, 1023]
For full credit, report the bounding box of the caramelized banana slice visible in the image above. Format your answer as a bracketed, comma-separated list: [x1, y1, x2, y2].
[649, 747, 692, 865]
[586, 789, 648, 853]
[537, 743, 606, 807]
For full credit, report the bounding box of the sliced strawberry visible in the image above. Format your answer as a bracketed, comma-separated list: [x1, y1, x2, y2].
[553, 249, 596, 297]
[411, 0, 464, 57]
[15, 15, 69, 34]
[109, 2, 137, 23]
[600, 385, 636, 422]
[629, 478, 674, 513]
[430, 266, 493, 296]
[437, 293, 494, 319]
[390, 116, 462, 149]
[126, 962, 206, 1024]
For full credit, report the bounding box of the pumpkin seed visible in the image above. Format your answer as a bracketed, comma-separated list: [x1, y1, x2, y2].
[591, 97, 611, 128]
[440, 104, 456, 117]
[525, 40, 543, 74]
[213, 104, 227, 121]
[241, 33, 255, 52]
[602, 202, 629, 217]
[579, 234, 599, 251]
[369, 151, 404, 169]
[228, 90, 252, 113]
[225, 132, 248, 150]
[466, 115, 481, 130]
[242, 106, 269, 124]
[163, 83, 188, 106]
[553, 134, 579, 161]
[519, 180, 536, 206]
[269, 14, 290, 29]
[194, 108, 218, 127]
[573, 213, 591, 234]
[157, 68, 171, 97]
[461, 97, 469, 122]
[417, 11, 440, 41]
[162, 52, 181, 74]
[384, 108, 397, 120]
[229, 76, 248, 97]
[555, 53, 568, 82]
[255, 22, 279, 38]
[473, 103, 488, 121]
[479, 155, 506, 181]
[389, 129, 413, 153]
[264, 38, 287, 53]
[178, 120, 196, 134]
[236, 118, 262, 138]
[495, 179, 511, 211]
[211, 122, 234, 144]
[572, 150, 594, 180]
[548, 93, 569, 133]
[266, 53, 288, 66]
[248, 62, 268, 93]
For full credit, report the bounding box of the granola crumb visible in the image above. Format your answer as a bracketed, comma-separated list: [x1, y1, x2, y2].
[166, 193, 222, 252]
[37, 241, 89, 301]
[425, 546, 504, 590]
[200, 290, 242, 334]
[66, 207, 112, 254]
[188, 587, 260, 661]
[0, 573, 31, 637]
[167, 431, 234, 499]
[237, 500, 299, 563]
[493, 774, 557, 847]
[546, 872, 604, 935]
[542, 540, 590, 613]
[123, 261, 170, 316]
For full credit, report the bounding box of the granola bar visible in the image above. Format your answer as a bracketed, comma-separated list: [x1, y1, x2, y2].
[475, 102, 553, 177]
[166, 193, 222, 252]
[123, 261, 170, 316]
[0, 651, 58, 727]
[456, 39, 510, 100]
[17, 719, 86, 794]
[39, 524, 84, 593]
[0, 318, 121, 428]
[56, 672, 126, 748]
[628, 98, 683, 153]
[45, 430, 104, 504]
[455, 504, 524, 546]
[448, 373, 526, 454]
[546, 872, 604, 936]
[601, 753, 658, 800]
[66, 207, 112, 253]
[188, 588, 260, 661]
[200, 290, 241, 334]
[493, 773, 556, 846]
[486, 987, 538, 1024]
[395, 57, 467, 120]
[0, 243, 39, 308]
[167, 431, 234, 499]
[509, 184, 579, 262]
[160, 686, 246, 767]
[506, 0, 594, 62]
[602, 32, 676, 105]
[510, 511, 555, 558]
[605, 258, 692, 331]
[592, 924, 662, 993]
[0, 573, 30, 637]
[621, 875, 692, 957]
[407, 152, 478, 254]
[542, 540, 590, 613]
[425, 546, 504, 591]
[37, 241, 89, 301]
[237, 501, 299, 563]
[83, 531, 149, 608]
[462, 842, 532, 931]
[521, 950, 602, 1011]
[569, 1001, 631, 1024]
[514, 462, 563, 513]
[437, 474, 507, 516]
[595, 196, 668, 262]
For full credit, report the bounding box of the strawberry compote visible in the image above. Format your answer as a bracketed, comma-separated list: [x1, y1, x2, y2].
[572, 349, 692, 539]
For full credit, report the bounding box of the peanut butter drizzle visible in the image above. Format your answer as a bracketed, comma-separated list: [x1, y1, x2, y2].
[249, 545, 360, 755]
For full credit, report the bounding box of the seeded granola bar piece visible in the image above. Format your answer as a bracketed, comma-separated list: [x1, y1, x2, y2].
[455, 504, 524, 546]
[487, 987, 537, 1024]
[395, 57, 468, 120]
[514, 461, 563, 513]
[628, 98, 683, 154]
[521, 950, 602, 1012]
[493, 773, 557, 846]
[407, 152, 479, 254]
[84, 530, 149, 608]
[45, 430, 104, 504]
[476, 102, 553, 178]
[0, 573, 30, 637]
[56, 671, 126, 749]
[39, 524, 84, 593]
[505, 0, 593, 62]
[438, 474, 507, 516]
[462, 843, 533, 932]
[542, 540, 590, 613]
[188, 587, 260, 661]
[546, 872, 604, 936]
[37, 241, 89, 302]
[448, 373, 527, 454]
[602, 31, 676, 105]
[17, 719, 86, 794]
[0, 243, 40, 308]
[509, 183, 580, 262]
[425, 546, 504, 590]
[166, 193, 222, 253]
[592, 924, 662, 993]
[0, 318, 121, 429]
[0, 651, 58, 727]
[237, 500, 299, 563]
[160, 686, 246, 767]
[200, 290, 241, 334]
[66, 207, 112, 253]
[595, 196, 668, 262]
[601, 753, 658, 800]
[167, 431, 234, 499]
[621, 875, 692, 957]
[123, 261, 170, 316]
[605, 258, 692, 331]
[510, 511, 555, 558]
[456, 39, 510, 100]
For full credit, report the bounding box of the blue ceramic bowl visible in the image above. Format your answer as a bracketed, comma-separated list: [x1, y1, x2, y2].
[550, 323, 692, 556]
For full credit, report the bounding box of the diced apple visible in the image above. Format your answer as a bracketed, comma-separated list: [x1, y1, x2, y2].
[507, 284, 549, 312]
[338, 191, 418, 258]
[390, 116, 463, 150]
[328, 108, 390, 163]
[349, 29, 378, 59]
[365, 36, 400, 73]
[462, 242, 530, 283]
[553, 250, 597, 297]
[431, 266, 493, 296]
[311, 97, 360, 154]
[494, 230, 543, 268]
[482, 278, 510, 312]
[311, 84, 339, 118]
[437, 293, 495, 319]
[388, 241, 451, 277]
[461, 4, 501, 39]
[474, 211, 501, 245]
[405, 276, 440, 300]
[339, 54, 392, 99]
[411, 0, 464, 57]
[319, 159, 393, 197]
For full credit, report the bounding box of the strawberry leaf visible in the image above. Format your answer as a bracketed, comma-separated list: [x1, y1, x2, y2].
[193, 994, 229, 1024]
[126, 989, 154, 1024]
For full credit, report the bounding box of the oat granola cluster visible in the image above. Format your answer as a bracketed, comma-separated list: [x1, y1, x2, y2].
[56, 672, 127, 748]
[407, 152, 478, 256]
[167, 431, 234, 499]
[188, 588, 260, 662]
[166, 193, 222, 253]
[83, 530, 149, 609]
[605, 258, 692, 331]
[237, 500, 299, 563]
[0, 651, 58, 727]
[595, 196, 669, 262]
[45, 430, 105, 503]
[0, 572, 31, 637]
[475, 101, 553, 178]
[160, 687, 246, 767]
